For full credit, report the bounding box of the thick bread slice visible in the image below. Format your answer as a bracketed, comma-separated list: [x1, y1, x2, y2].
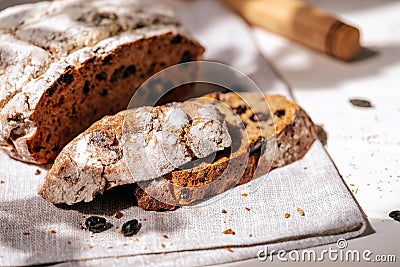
[38, 101, 231, 205]
[0, 0, 204, 164]
[134, 92, 317, 210]
[38, 92, 317, 209]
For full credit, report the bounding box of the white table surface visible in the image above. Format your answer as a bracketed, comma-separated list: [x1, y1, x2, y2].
[228, 1, 400, 266]
[253, 0, 400, 220]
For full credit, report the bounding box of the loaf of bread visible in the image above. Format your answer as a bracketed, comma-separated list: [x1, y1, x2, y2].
[38, 92, 317, 210]
[0, 0, 204, 164]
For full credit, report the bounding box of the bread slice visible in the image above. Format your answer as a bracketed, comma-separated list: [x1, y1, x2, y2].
[134, 92, 317, 210]
[38, 100, 232, 204]
[38, 92, 317, 209]
[0, 0, 204, 164]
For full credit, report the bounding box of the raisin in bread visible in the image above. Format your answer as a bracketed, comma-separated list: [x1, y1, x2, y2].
[0, 0, 204, 164]
[38, 92, 317, 210]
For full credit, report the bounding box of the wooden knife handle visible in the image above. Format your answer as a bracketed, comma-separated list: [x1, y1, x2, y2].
[222, 0, 361, 61]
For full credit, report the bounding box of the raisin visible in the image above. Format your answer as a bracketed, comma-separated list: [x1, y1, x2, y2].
[234, 104, 247, 115]
[60, 73, 73, 84]
[110, 66, 125, 82]
[83, 81, 90, 94]
[123, 65, 136, 78]
[95, 72, 107, 81]
[102, 55, 112, 65]
[180, 51, 191, 63]
[85, 216, 107, 233]
[121, 219, 142, 237]
[250, 112, 269, 122]
[46, 84, 58, 96]
[349, 98, 373, 108]
[170, 34, 182, 44]
[52, 146, 59, 152]
[274, 109, 286, 118]
[389, 210, 400, 222]
[87, 57, 95, 64]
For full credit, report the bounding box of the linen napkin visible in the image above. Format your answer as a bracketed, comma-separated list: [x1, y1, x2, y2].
[0, 0, 368, 266]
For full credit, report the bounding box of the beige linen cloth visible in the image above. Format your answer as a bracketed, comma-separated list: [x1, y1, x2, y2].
[0, 0, 368, 266]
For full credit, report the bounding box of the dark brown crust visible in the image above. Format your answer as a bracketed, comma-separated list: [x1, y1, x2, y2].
[134, 92, 317, 210]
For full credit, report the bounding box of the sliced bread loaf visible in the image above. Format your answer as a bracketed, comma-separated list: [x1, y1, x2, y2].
[0, 0, 204, 164]
[38, 92, 317, 210]
[38, 100, 232, 205]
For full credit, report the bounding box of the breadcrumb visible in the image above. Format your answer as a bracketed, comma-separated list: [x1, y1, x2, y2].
[114, 211, 123, 219]
[296, 208, 305, 216]
[223, 229, 235, 235]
